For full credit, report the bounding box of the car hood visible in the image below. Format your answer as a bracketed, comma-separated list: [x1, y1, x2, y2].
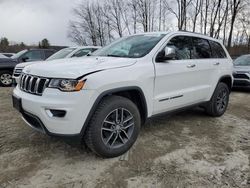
[15, 61, 41, 68]
[233, 65, 250, 73]
[23, 56, 137, 78]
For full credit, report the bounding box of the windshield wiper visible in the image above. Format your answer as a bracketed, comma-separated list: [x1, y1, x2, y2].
[107, 54, 125, 58]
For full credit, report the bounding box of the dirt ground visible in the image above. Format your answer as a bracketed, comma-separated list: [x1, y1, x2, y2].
[0, 87, 249, 188]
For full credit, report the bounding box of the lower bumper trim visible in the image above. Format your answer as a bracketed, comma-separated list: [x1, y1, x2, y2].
[21, 110, 80, 138]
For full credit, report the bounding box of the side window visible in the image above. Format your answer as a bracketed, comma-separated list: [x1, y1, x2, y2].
[166, 36, 193, 60]
[209, 41, 227, 58]
[192, 37, 212, 59]
[72, 49, 92, 57]
[45, 50, 55, 59]
[91, 48, 99, 52]
[24, 51, 43, 60]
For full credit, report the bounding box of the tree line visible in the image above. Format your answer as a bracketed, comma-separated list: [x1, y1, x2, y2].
[0, 38, 51, 53]
[68, 0, 250, 52]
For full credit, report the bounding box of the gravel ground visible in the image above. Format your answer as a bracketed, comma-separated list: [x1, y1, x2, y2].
[0, 87, 249, 188]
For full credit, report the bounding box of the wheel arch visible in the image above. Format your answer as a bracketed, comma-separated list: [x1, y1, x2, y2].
[218, 75, 233, 92]
[80, 86, 148, 136]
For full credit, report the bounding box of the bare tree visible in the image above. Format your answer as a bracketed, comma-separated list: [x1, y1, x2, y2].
[227, 0, 244, 49]
[68, 0, 249, 53]
[163, 0, 191, 30]
[104, 0, 124, 37]
[189, 0, 202, 32]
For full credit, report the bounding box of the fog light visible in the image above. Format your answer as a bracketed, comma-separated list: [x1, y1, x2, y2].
[46, 109, 66, 118]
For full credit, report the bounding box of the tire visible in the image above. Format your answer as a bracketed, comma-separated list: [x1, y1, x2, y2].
[0, 70, 13, 87]
[84, 95, 141, 158]
[206, 82, 230, 117]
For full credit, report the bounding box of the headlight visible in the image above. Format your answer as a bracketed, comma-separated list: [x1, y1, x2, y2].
[48, 79, 85, 92]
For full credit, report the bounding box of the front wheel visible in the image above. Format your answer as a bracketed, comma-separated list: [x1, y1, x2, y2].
[206, 82, 230, 117]
[84, 96, 141, 158]
[0, 70, 13, 87]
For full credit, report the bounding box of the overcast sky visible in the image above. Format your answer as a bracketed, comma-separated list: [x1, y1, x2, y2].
[0, 0, 81, 46]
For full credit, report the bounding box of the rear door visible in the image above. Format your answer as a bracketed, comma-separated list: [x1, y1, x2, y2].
[209, 40, 229, 88]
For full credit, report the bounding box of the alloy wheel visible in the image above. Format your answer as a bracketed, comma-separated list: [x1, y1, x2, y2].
[0, 73, 12, 86]
[216, 88, 228, 113]
[101, 108, 135, 149]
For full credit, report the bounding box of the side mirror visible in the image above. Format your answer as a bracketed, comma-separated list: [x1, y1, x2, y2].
[22, 56, 29, 62]
[164, 46, 176, 59]
[156, 46, 176, 62]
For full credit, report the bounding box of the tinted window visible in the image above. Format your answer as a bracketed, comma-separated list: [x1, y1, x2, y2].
[44, 50, 55, 58]
[91, 48, 99, 52]
[209, 41, 227, 58]
[166, 36, 193, 60]
[72, 48, 92, 57]
[24, 51, 43, 60]
[192, 37, 211, 59]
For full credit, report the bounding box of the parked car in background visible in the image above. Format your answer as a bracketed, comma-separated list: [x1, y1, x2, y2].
[13, 31, 233, 158]
[11, 49, 56, 63]
[13, 46, 101, 83]
[46, 46, 101, 61]
[1, 53, 15, 58]
[0, 54, 18, 86]
[233, 54, 250, 89]
[0, 49, 55, 86]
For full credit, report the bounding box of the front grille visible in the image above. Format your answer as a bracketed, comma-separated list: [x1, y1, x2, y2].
[233, 73, 249, 79]
[19, 74, 50, 95]
[13, 68, 24, 77]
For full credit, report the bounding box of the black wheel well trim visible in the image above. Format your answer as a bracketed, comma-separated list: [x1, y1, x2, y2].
[218, 75, 233, 89]
[80, 86, 148, 136]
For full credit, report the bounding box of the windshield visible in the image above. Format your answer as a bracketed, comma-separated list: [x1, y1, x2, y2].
[234, 55, 250, 66]
[91, 34, 166, 58]
[46, 48, 76, 61]
[11, 50, 27, 59]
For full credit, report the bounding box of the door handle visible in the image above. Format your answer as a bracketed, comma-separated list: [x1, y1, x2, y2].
[187, 64, 196, 68]
[214, 62, 220, 65]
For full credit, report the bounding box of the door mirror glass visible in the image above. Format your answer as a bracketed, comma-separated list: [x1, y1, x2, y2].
[164, 46, 176, 59]
[156, 46, 176, 62]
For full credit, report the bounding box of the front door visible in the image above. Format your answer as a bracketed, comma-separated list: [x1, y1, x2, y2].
[153, 35, 214, 115]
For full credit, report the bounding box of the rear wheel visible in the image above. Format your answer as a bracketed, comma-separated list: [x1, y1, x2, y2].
[84, 96, 141, 158]
[0, 70, 13, 87]
[206, 82, 230, 117]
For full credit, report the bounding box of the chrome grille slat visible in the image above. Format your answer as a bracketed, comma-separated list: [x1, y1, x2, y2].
[43, 79, 50, 92]
[19, 73, 49, 96]
[28, 77, 33, 92]
[24, 76, 29, 91]
[34, 78, 41, 94]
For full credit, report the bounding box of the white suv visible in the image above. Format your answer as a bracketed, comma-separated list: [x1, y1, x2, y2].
[13, 31, 233, 158]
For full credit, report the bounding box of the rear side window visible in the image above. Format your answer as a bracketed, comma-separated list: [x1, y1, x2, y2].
[24, 51, 43, 60]
[192, 37, 211, 59]
[209, 41, 227, 58]
[167, 36, 193, 60]
[72, 49, 92, 57]
[45, 50, 55, 59]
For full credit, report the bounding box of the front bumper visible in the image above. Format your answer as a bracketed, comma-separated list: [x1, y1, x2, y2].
[13, 86, 98, 135]
[233, 80, 250, 88]
[233, 72, 250, 88]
